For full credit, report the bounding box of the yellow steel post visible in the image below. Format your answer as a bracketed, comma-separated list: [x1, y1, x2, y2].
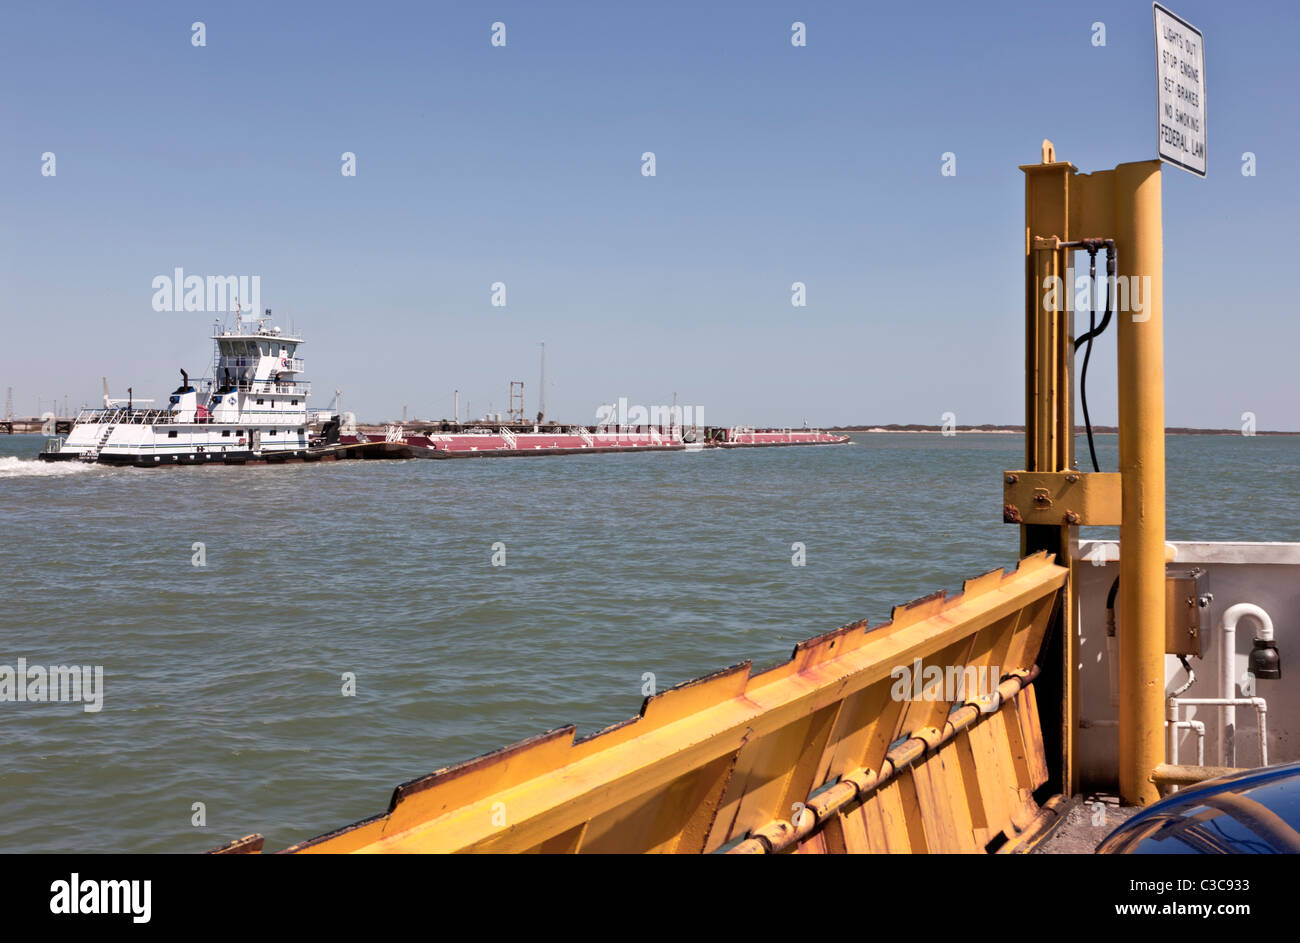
[1017, 147, 1167, 803]
[1019, 142, 1077, 794]
[1114, 161, 1165, 806]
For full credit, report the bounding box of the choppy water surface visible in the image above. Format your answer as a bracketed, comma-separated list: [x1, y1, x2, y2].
[1, 433, 1296, 852]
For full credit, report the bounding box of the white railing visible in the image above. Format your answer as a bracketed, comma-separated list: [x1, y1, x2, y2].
[501, 427, 517, 450]
[207, 378, 311, 396]
[75, 407, 174, 425]
[216, 356, 304, 372]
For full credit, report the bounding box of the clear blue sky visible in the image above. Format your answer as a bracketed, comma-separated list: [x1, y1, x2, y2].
[3, 1, 1297, 428]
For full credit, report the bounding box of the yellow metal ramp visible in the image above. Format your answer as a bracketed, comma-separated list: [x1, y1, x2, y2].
[216, 552, 1066, 854]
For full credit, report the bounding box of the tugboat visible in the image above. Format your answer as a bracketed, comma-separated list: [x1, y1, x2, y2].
[39, 311, 337, 467]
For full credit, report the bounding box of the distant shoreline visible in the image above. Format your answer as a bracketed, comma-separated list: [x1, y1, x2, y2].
[829, 424, 1299, 436]
[350, 423, 1297, 436]
[4, 420, 1296, 438]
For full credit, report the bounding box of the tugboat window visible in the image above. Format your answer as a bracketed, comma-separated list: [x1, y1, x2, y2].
[167, 431, 177, 438]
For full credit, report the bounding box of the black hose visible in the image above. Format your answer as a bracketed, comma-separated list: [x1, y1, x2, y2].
[1079, 249, 1100, 472]
[1073, 246, 1115, 473]
[1105, 575, 1120, 639]
[1073, 249, 1116, 347]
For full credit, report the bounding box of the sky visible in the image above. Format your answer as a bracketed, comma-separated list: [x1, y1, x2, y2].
[2, 0, 1298, 428]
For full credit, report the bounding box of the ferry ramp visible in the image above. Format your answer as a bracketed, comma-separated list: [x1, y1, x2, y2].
[214, 552, 1066, 853]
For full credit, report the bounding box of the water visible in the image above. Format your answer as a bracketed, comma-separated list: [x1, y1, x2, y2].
[0, 432, 1295, 852]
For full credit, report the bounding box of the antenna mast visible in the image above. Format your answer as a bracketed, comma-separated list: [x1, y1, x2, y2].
[538, 342, 546, 422]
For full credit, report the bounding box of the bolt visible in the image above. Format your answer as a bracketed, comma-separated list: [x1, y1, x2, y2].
[1065, 473, 1079, 483]
[1005, 474, 1018, 485]
[1064, 510, 1081, 524]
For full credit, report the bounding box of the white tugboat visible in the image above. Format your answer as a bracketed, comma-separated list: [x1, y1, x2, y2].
[40, 311, 337, 467]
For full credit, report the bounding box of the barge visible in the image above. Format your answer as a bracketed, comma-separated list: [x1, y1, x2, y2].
[38, 314, 849, 466]
[335, 423, 847, 459]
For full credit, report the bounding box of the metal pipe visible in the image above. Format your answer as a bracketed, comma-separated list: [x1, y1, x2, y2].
[1221, 610, 1237, 765]
[1115, 161, 1165, 806]
[1190, 720, 1206, 766]
[728, 668, 1039, 854]
[1170, 696, 1268, 768]
[1152, 763, 1246, 787]
[1218, 603, 1275, 765]
[1082, 716, 1204, 769]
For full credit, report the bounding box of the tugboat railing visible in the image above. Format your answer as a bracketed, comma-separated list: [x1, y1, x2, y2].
[74, 407, 176, 425]
[205, 378, 312, 396]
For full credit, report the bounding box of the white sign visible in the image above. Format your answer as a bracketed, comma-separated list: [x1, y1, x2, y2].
[1154, 4, 1206, 176]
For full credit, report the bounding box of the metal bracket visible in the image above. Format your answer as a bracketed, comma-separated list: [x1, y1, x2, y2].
[1002, 471, 1121, 526]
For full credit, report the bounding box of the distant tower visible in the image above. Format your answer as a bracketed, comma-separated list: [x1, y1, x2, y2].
[537, 342, 546, 422]
[4, 386, 11, 420]
[509, 381, 524, 423]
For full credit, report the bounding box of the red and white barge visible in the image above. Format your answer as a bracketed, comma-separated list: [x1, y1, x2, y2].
[336, 424, 848, 459]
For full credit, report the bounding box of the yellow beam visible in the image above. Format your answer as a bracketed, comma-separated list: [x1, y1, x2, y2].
[1019, 142, 1079, 794]
[1019, 147, 1167, 806]
[1114, 161, 1166, 806]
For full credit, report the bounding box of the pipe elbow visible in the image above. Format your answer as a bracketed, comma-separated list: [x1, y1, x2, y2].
[1221, 603, 1275, 642]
